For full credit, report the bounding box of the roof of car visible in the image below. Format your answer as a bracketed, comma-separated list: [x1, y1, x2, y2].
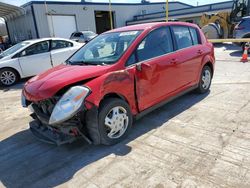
[72, 31, 95, 34]
[105, 22, 198, 33]
[242, 16, 250, 19]
[24, 37, 76, 43]
[80, 31, 95, 33]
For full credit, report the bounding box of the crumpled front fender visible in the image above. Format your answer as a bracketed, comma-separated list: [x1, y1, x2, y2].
[85, 105, 101, 145]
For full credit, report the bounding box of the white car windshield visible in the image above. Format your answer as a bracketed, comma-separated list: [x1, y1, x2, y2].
[68, 30, 142, 65]
[84, 31, 96, 37]
[0, 41, 31, 59]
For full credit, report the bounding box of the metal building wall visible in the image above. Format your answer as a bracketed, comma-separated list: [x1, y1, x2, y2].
[126, 1, 233, 25]
[6, 5, 37, 44]
[5, 1, 191, 42]
[32, 2, 190, 38]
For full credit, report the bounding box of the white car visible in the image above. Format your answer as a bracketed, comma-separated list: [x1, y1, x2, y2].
[70, 31, 97, 43]
[0, 38, 82, 86]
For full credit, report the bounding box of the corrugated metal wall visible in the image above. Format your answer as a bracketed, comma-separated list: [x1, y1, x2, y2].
[6, 5, 37, 44]
[32, 2, 189, 38]
[127, 1, 234, 25]
[5, 2, 190, 43]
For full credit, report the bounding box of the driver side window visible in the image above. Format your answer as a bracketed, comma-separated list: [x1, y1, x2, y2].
[126, 27, 173, 66]
[137, 27, 173, 62]
[126, 53, 137, 66]
[20, 41, 49, 57]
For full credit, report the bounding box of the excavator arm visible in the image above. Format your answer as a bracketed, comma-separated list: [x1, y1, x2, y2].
[201, 0, 250, 39]
[230, 0, 250, 23]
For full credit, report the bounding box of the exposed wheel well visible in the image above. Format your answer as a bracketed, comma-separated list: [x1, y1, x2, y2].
[243, 33, 250, 38]
[99, 93, 128, 109]
[0, 67, 21, 80]
[204, 62, 214, 77]
[240, 34, 250, 46]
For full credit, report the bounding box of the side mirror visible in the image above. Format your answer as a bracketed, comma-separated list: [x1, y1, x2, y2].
[136, 62, 153, 80]
[136, 64, 142, 71]
[136, 62, 152, 71]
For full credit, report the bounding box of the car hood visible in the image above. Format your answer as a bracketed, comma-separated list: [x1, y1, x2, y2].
[23, 64, 110, 101]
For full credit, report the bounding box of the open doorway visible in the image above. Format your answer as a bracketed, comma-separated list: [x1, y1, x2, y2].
[95, 11, 115, 34]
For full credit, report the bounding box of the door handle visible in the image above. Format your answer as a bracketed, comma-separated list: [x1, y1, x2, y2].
[170, 58, 177, 65]
[197, 50, 203, 55]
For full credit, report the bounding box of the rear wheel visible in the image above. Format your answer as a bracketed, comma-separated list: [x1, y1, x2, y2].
[0, 68, 19, 86]
[98, 98, 132, 145]
[196, 65, 212, 94]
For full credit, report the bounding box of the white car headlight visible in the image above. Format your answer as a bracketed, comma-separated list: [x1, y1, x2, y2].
[49, 86, 90, 125]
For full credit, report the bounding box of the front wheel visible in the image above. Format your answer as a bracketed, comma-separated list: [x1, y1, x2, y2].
[0, 68, 18, 86]
[196, 65, 212, 94]
[98, 98, 132, 145]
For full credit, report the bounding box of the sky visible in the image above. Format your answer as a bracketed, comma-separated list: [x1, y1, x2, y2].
[1, 0, 230, 7]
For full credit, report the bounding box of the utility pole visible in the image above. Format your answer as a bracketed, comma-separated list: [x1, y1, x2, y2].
[108, 0, 113, 30]
[166, 0, 169, 22]
[45, 0, 55, 37]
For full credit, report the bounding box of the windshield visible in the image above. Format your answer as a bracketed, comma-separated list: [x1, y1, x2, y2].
[84, 32, 96, 37]
[0, 41, 31, 59]
[68, 30, 142, 65]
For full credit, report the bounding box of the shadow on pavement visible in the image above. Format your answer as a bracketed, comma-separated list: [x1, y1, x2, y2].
[0, 78, 29, 92]
[0, 91, 209, 188]
[214, 43, 243, 57]
[214, 43, 241, 51]
[229, 50, 244, 57]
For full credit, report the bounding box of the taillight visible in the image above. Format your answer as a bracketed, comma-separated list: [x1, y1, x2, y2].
[235, 26, 245, 30]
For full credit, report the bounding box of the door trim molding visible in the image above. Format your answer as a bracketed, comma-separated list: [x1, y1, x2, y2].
[135, 84, 198, 120]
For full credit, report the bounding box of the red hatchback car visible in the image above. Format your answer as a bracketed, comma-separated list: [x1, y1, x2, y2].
[22, 22, 215, 145]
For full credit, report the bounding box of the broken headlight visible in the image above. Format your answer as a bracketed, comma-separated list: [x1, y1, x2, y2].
[49, 86, 90, 125]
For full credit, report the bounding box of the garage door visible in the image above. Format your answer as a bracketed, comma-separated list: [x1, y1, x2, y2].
[48, 15, 77, 39]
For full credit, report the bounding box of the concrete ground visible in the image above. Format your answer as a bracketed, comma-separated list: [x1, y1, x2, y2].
[0, 44, 250, 188]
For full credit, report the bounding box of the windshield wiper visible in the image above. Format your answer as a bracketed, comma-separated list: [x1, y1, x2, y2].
[67, 60, 106, 66]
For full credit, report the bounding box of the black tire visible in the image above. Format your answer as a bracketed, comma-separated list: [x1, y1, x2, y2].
[196, 65, 212, 94]
[98, 98, 132, 145]
[0, 68, 19, 86]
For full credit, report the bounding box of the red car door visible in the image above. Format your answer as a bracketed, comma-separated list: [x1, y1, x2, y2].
[171, 26, 202, 88]
[126, 27, 180, 111]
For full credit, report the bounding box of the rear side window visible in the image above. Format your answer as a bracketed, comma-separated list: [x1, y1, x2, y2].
[172, 26, 193, 49]
[136, 27, 174, 62]
[21, 41, 49, 56]
[73, 32, 83, 37]
[189, 27, 200, 45]
[51, 40, 73, 50]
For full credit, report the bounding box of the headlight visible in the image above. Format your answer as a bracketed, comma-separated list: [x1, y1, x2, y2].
[49, 86, 90, 125]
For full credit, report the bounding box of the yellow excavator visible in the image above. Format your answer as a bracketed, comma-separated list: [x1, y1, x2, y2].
[201, 0, 250, 39]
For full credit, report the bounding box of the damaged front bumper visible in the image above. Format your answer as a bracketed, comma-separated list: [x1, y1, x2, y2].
[28, 102, 94, 146]
[29, 120, 77, 145]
